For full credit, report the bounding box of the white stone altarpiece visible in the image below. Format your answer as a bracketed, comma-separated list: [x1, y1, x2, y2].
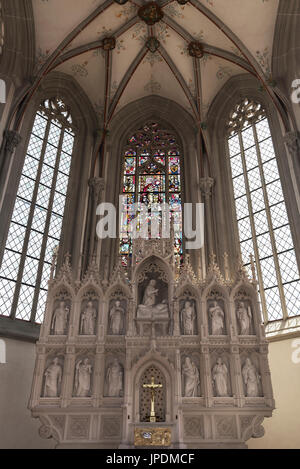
[29, 239, 275, 449]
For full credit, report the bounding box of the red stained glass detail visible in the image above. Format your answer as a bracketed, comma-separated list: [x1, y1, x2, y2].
[139, 175, 165, 193]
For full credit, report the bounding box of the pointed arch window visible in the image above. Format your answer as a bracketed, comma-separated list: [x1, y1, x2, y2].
[0, 98, 75, 324]
[120, 122, 183, 266]
[227, 98, 300, 322]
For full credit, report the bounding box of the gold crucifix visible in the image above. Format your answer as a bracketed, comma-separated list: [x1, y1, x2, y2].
[143, 376, 163, 423]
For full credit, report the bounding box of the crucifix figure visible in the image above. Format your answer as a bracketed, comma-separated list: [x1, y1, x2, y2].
[143, 376, 163, 423]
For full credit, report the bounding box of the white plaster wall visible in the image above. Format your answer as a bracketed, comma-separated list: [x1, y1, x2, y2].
[249, 337, 300, 449]
[0, 338, 55, 449]
[0, 336, 299, 449]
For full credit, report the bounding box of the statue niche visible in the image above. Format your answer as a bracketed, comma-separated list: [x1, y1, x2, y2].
[182, 355, 201, 397]
[42, 356, 64, 398]
[180, 299, 197, 336]
[73, 357, 93, 398]
[140, 366, 166, 423]
[211, 355, 232, 398]
[241, 354, 262, 398]
[80, 298, 98, 336]
[108, 298, 126, 335]
[207, 293, 227, 336]
[137, 278, 169, 320]
[235, 298, 255, 336]
[136, 270, 170, 336]
[51, 299, 70, 335]
[104, 358, 124, 398]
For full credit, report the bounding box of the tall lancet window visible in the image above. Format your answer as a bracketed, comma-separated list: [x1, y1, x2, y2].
[0, 98, 75, 324]
[227, 98, 300, 322]
[120, 122, 183, 267]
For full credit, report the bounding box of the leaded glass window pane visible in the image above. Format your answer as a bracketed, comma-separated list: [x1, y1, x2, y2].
[227, 99, 300, 322]
[0, 98, 75, 324]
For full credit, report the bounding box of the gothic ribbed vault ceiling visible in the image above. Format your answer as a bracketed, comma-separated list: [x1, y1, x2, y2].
[32, 0, 279, 124]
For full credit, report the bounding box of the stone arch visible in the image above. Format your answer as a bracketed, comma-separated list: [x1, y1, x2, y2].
[203, 283, 230, 337]
[47, 285, 74, 337]
[133, 255, 173, 290]
[175, 282, 201, 301]
[105, 285, 129, 336]
[230, 280, 260, 304]
[105, 282, 131, 301]
[205, 73, 300, 280]
[50, 283, 75, 302]
[77, 283, 103, 301]
[202, 277, 230, 301]
[0, 71, 98, 286]
[76, 285, 102, 337]
[207, 74, 291, 140]
[133, 255, 173, 335]
[175, 284, 201, 336]
[101, 95, 201, 275]
[132, 353, 175, 424]
[109, 95, 196, 153]
[231, 281, 262, 336]
[139, 365, 166, 423]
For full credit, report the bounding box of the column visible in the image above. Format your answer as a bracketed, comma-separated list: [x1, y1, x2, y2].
[88, 177, 105, 265]
[231, 346, 244, 408]
[93, 346, 104, 408]
[61, 346, 75, 408]
[259, 345, 275, 408]
[173, 299, 180, 336]
[121, 347, 133, 447]
[127, 299, 135, 337]
[201, 345, 213, 408]
[175, 349, 186, 448]
[0, 130, 22, 211]
[199, 177, 215, 268]
[29, 345, 46, 407]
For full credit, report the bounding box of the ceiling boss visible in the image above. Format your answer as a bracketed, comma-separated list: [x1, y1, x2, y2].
[138, 2, 164, 26]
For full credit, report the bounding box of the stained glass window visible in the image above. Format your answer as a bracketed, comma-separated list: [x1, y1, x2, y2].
[227, 98, 300, 322]
[120, 123, 183, 267]
[0, 98, 75, 324]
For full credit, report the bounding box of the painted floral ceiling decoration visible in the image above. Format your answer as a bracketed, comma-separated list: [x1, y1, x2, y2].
[33, 0, 279, 126]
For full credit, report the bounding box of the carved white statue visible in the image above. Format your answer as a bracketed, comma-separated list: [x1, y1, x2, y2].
[52, 301, 69, 335]
[143, 279, 158, 306]
[109, 300, 125, 335]
[74, 358, 93, 397]
[182, 357, 200, 397]
[137, 279, 169, 319]
[209, 301, 225, 335]
[237, 302, 252, 335]
[44, 358, 63, 397]
[181, 301, 196, 335]
[212, 358, 229, 397]
[80, 301, 97, 335]
[242, 358, 260, 397]
[106, 359, 123, 397]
